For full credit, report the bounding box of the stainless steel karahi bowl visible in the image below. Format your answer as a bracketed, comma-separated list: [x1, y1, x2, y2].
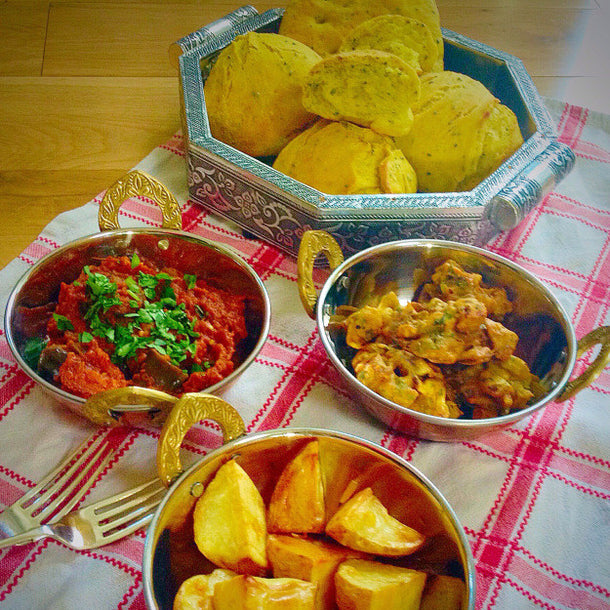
[298, 231, 610, 442]
[3, 171, 271, 426]
[137, 393, 476, 609]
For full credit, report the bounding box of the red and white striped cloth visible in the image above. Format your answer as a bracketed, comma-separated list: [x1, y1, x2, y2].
[0, 99, 608, 609]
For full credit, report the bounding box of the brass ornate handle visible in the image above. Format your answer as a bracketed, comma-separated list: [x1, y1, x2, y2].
[156, 393, 246, 487]
[558, 326, 610, 401]
[82, 386, 178, 427]
[98, 169, 182, 231]
[297, 230, 344, 319]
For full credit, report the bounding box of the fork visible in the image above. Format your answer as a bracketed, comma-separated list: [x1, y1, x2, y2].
[0, 432, 116, 539]
[0, 478, 166, 550]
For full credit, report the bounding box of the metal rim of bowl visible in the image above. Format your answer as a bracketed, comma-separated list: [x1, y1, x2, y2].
[142, 427, 477, 610]
[4, 227, 271, 407]
[316, 239, 578, 433]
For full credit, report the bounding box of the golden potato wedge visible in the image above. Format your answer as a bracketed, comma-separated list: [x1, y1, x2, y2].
[325, 487, 425, 556]
[420, 575, 466, 610]
[173, 569, 237, 610]
[213, 575, 316, 609]
[335, 559, 427, 610]
[268, 534, 369, 610]
[268, 440, 326, 534]
[193, 459, 268, 576]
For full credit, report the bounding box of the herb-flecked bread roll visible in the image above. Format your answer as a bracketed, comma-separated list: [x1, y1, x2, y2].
[339, 14, 439, 75]
[203, 32, 321, 157]
[273, 120, 417, 195]
[397, 71, 524, 192]
[279, 0, 443, 70]
[302, 50, 420, 137]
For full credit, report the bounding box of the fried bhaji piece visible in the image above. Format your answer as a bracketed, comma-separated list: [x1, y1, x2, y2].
[344, 292, 517, 366]
[418, 259, 512, 320]
[445, 355, 543, 417]
[352, 344, 461, 418]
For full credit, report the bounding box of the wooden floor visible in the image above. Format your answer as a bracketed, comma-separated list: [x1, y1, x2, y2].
[1, 1, 609, 269]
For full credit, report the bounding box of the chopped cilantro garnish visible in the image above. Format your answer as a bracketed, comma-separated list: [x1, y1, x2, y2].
[131, 252, 140, 268]
[23, 336, 47, 369]
[53, 313, 74, 331]
[184, 274, 197, 290]
[79, 265, 200, 371]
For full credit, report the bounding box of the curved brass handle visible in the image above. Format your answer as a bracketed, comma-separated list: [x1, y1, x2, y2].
[82, 386, 178, 426]
[297, 230, 344, 319]
[156, 393, 246, 487]
[98, 169, 182, 231]
[558, 326, 610, 401]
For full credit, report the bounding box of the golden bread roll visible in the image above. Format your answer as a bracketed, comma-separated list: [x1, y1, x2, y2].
[273, 120, 417, 195]
[302, 50, 420, 137]
[397, 71, 523, 192]
[339, 14, 438, 74]
[279, 0, 443, 70]
[334, 559, 427, 610]
[203, 32, 321, 157]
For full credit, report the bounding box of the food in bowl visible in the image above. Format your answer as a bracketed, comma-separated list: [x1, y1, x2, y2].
[273, 120, 417, 195]
[203, 31, 321, 157]
[301, 49, 421, 137]
[396, 71, 524, 192]
[278, 0, 444, 68]
[200, 0, 523, 197]
[19, 253, 248, 398]
[172, 439, 467, 609]
[339, 14, 439, 75]
[332, 258, 543, 419]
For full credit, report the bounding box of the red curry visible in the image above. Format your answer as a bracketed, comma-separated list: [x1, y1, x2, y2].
[27, 254, 248, 398]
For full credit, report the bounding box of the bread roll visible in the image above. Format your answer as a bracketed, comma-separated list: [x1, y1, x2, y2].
[203, 32, 321, 157]
[302, 50, 420, 137]
[397, 71, 523, 192]
[273, 120, 417, 195]
[279, 0, 443, 71]
[339, 14, 438, 74]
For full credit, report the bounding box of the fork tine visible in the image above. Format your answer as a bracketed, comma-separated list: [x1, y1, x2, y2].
[95, 479, 166, 531]
[24, 434, 113, 521]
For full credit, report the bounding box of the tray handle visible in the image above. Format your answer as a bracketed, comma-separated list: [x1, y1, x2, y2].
[486, 140, 575, 231]
[169, 5, 260, 68]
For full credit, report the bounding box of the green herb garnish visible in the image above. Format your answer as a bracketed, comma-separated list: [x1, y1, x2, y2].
[53, 313, 74, 331]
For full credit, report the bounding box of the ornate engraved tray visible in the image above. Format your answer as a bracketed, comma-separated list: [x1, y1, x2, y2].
[174, 6, 575, 258]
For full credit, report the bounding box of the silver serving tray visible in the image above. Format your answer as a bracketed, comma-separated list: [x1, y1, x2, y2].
[174, 6, 575, 258]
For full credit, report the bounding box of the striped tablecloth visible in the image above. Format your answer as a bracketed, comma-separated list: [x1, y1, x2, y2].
[0, 99, 609, 609]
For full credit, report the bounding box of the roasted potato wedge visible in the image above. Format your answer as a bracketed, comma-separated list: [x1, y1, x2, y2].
[325, 487, 425, 556]
[193, 459, 268, 576]
[268, 534, 368, 609]
[173, 569, 237, 610]
[213, 575, 316, 609]
[335, 559, 427, 610]
[420, 574, 466, 609]
[268, 440, 326, 534]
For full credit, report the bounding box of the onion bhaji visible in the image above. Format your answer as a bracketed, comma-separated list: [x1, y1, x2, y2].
[338, 259, 543, 419]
